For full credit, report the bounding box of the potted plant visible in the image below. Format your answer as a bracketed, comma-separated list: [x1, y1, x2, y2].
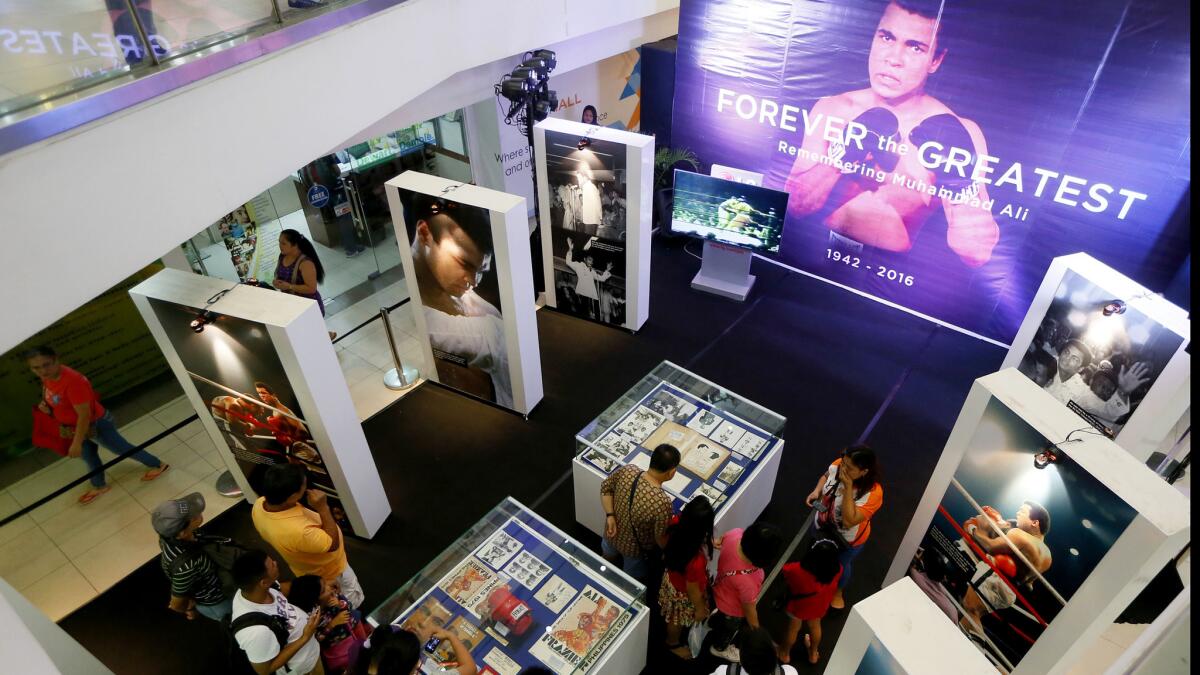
[652, 146, 700, 232]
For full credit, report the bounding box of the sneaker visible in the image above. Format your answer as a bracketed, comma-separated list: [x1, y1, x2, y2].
[709, 644, 740, 662]
[288, 0, 325, 8]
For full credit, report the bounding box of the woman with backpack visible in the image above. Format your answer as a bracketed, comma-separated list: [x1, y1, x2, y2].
[776, 538, 843, 665]
[659, 495, 718, 659]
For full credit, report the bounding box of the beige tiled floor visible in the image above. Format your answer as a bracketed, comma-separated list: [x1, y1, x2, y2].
[0, 303, 423, 620]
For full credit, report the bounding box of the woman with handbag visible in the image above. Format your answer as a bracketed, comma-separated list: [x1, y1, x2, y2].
[25, 346, 169, 504]
[659, 495, 720, 659]
[288, 575, 370, 674]
[803, 444, 883, 610]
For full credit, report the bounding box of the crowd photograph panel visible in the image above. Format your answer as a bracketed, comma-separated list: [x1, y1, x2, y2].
[1015, 270, 1185, 436]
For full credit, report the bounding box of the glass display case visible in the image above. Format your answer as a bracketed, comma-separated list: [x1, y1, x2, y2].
[367, 497, 648, 675]
[573, 361, 786, 534]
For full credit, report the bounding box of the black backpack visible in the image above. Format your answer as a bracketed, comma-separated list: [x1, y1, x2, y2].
[230, 611, 290, 652]
[166, 535, 248, 597]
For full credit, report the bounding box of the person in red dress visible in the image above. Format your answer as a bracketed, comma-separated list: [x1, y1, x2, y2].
[777, 538, 843, 665]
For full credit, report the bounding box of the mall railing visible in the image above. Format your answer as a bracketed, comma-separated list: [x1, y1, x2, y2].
[0, 0, 411, 156]
[0, 295, 410, 530]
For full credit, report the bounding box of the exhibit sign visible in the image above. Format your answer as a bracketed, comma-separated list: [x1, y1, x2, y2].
[534, 118, 654, 331]
[385, 171, 544, 414]
[671, 0, 1190, 343]
[129, 269, 390, 537]
[884, 369, 1190, 674]
[1001, 253, 1190, 462]
[823, 578, 994, 675]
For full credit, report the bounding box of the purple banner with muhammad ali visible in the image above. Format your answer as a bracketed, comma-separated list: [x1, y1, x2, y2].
[671, 0, 1190, 342]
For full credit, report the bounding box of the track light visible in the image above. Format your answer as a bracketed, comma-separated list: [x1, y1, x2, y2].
[576, 137, 592, 151]
[500, 71, 534, 101]
[534, 90, 558, 121]
[521, 57, 552, 79]
[1033, 444, 1059, 470]
[1102, 299, 1127, 316]
[190, 311, 215, 333]
[531, 49, 557, 72]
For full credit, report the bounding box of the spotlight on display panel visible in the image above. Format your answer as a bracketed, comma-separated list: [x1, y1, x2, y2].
[385, 171, 543, 415]
[128, 269, 391, 537]
[1001, 252, 1190, 463]
[824, 577, 996, 674]
[533, 118, 654, 331]
[883, 368, 1190, 675]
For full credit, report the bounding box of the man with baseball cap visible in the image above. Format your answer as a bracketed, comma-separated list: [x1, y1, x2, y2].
[153, 492, 234, 622]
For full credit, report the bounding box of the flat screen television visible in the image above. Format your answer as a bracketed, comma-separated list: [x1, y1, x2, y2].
[670, 169, 789, 253]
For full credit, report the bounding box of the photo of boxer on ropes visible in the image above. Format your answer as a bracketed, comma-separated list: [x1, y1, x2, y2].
[1016, 270, 1185, 436]
[784, 0, 999, 267]
[906, 400, 1137, 672]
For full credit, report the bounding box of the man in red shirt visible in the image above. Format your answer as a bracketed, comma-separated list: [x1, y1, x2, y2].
[25, 346, 169, 504]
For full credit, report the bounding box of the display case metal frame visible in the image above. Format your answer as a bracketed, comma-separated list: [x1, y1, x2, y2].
[572, 361, 785, 537]
[367, 496, 649, 675]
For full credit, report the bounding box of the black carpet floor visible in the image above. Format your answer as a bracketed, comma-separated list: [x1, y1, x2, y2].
[58, 235, 1011, 674]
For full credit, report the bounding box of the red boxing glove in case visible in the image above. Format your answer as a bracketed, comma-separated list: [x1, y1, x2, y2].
[487, 586, 533, 636]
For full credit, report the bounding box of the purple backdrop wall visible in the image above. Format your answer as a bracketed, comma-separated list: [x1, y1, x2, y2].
[671, 0, 1190, 342]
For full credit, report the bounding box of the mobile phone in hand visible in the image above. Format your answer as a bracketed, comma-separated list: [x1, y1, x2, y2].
[423, 636, 442, 654]
[813, 502, 828, 513]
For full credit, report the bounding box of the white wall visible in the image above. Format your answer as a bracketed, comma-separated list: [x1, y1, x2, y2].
[0, 578, 113, 674]
[0, 0, 680, 353]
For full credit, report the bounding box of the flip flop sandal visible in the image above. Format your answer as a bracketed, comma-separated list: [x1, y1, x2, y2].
[141, 464, 171, 481]
[78, 486, 112, 504]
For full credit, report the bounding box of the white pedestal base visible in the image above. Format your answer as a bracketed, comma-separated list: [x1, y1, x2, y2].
[691, 241, 756, 301]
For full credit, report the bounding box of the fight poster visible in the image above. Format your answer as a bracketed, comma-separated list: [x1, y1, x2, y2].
[146, 298, 353, 533]
[672, 0, 1190, 342]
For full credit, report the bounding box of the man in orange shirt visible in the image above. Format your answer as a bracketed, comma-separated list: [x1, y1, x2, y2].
[25, 345, 169, 504]
[250, 464, 363, 609]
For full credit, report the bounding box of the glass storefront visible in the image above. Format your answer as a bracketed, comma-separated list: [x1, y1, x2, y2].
[179, 112, 473, 321]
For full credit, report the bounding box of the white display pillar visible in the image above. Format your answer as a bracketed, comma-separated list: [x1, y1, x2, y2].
[0, 578, 113, 674]
[130, 269, 391, 538]
[825, 577, 996, 674]
[533, 118, 654, 330]
[884, 368, 1191, 675]
[385, 171, 543, 415]
[1001, 252, 1190, 462]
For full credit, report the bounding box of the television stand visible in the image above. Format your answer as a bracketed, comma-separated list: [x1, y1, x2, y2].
[691, 240, 755, 301]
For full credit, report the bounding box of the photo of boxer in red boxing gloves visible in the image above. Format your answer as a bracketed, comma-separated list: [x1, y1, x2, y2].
[960, 502, 1053, 641]
[784, 0, 999, 267]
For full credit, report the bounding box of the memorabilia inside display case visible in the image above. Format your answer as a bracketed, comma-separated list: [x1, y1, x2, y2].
[367, 498, 647, 674]
[575, 361, 786, 517]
